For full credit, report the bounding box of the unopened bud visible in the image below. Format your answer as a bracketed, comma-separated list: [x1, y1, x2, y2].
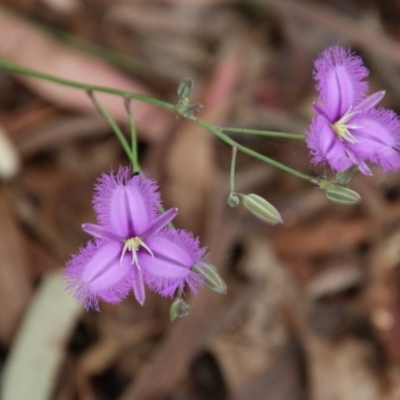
[325, 184, 361, 205]
[177, 78, 194, 99]
[170, 298, 190, 321]
[227, 193, 240, 207]
[335, 164, 359, 185]
[243, 194, 283, 225]
[193, 263, 227, 294]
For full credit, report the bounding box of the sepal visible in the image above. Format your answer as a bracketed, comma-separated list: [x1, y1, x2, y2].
[170, 298, 190, 321]
[335, 164, 359, 185]
[193, 263, 227, 294]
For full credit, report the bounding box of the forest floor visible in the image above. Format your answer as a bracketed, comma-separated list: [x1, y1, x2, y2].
[1, 1, 400, 399]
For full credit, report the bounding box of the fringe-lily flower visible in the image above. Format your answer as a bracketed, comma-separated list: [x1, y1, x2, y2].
[64, 167, 204, 310]
[307, 46, 400, 175]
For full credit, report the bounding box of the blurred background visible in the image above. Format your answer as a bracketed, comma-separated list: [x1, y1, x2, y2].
[1, 0, 400, 399]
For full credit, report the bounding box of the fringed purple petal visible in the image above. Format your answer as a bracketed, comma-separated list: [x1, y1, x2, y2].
[349, 108, 400, 171]
[65, 166, 209, 308]
[108, 183, 148, 237]
[64, 240, 132, 310]
[314, 46, 368, 121]
[93, 167, 161, 237]
[309, 47, 400, 175]
[307, 115, 352, 171]
[139, 229, 204, 297]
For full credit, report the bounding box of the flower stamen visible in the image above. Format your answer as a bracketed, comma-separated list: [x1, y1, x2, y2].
[331, 108, 361, 144]
[120, 237, 154, 265]
[331, 121, 357, 143]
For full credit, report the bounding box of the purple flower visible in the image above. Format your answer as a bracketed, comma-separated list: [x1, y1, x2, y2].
[64, 167, 204, 310]
[307, 46, 400, 175]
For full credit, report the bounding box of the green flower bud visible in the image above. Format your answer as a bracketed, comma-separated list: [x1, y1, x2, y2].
[325, 184, 361, 205]
[170, 298, 190, 321]
[177, 78, 194, 99]
[227, 193, 240, 208]
[335, 164, 359, 185]
[242, 194, 283, 225]
[193, 263, 227, 295]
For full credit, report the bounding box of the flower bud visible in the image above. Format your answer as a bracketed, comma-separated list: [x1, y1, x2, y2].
[170, 298, 190, 321]
[177, 78, 194, 99]
[227, 193, 240, 208]
[242, 194, 283, 225]
[325, 184, 361, 205]
[335, 164, 359, 185]
[192, 263, 227, 294]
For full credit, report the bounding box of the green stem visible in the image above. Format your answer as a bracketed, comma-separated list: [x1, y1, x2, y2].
[195, 119, 313, 182]
[0, 59, 174, 111]
[124, 99, 140, 173]
[222, 127, 305, 140]
[0, 58, 313, 182]
[87, 91, 133, 161]
[230, 147, 237, 193]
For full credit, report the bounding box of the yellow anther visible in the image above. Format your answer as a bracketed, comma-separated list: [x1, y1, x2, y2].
[331, 108, 360, 144]
[120, 236, 154, 266]
[331, 122, 357, 143]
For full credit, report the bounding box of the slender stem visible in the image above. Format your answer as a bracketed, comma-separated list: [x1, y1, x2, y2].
[222, 127, 305, 140]
[0, 58, 314, 182]
[124, 99, 140, 173]
[0, 59, 174, 111]
[195, 119, 313, 181]
[87, 91, 133, 161]
[230, 147, 237, 193]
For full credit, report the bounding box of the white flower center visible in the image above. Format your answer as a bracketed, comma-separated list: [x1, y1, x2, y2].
[120, 237, 154, 268]
[330, 108, 361, 144]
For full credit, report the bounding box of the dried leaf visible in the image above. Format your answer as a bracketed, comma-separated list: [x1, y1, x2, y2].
[0, 189, 31, 345]
[1, 271, 82, 400]
[0, 8, 171, 142]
